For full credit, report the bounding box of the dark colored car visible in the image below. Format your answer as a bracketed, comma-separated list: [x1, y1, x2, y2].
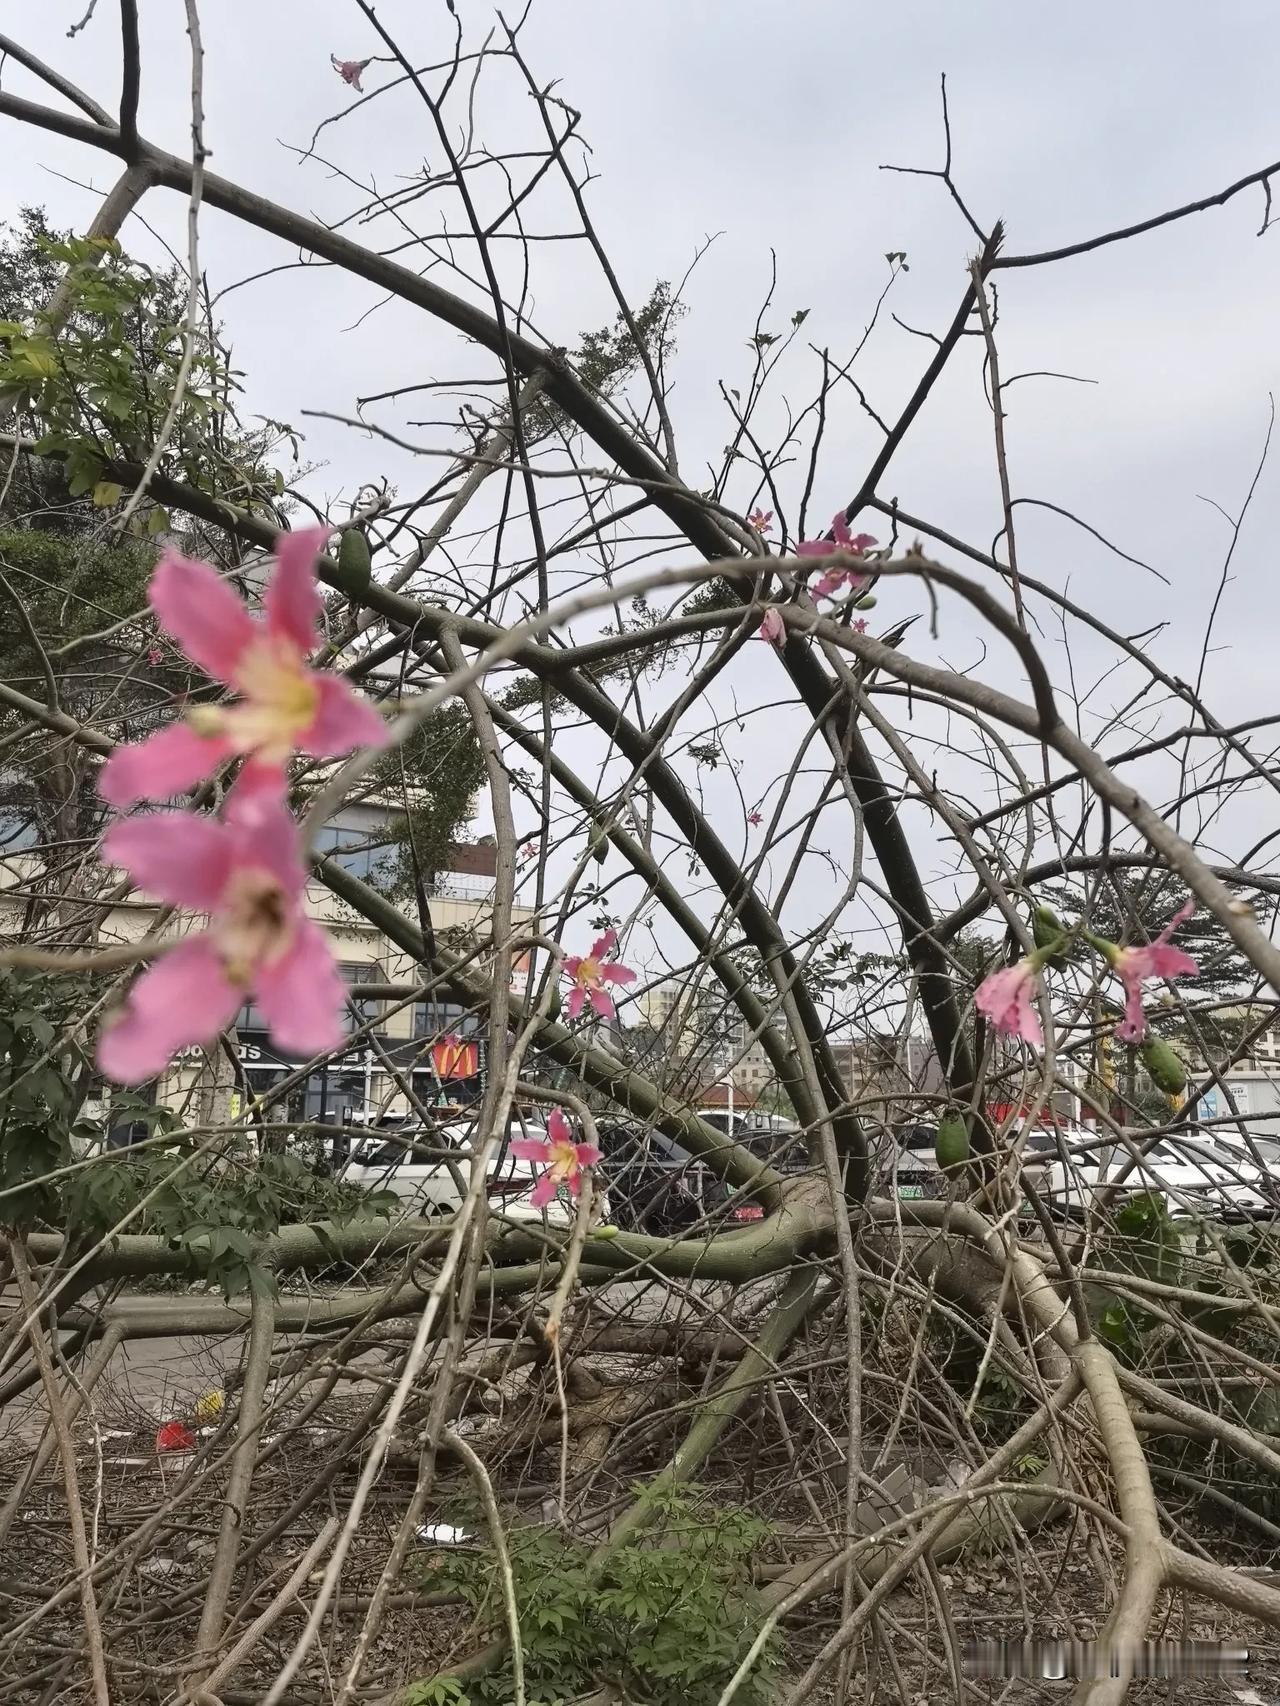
[597, 1123, 767, 1235]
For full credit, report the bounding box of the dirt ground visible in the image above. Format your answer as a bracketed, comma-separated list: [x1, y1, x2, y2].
[0, 1322, 1276, 1704]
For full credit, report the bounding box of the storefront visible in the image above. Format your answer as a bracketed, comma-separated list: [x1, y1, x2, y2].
[232, 1021, 487, 1129]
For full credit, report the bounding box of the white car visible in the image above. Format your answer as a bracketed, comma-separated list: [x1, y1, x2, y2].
[1038, 1132, 1273, 1223]
[341, 1115, 609, 1230]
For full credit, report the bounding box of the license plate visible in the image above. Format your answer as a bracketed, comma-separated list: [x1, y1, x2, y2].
[1018, 1201, 1035, 1217]
[897, 1184, 926, 1199]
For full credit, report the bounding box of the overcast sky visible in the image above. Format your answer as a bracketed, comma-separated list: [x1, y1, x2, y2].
[3, 1, 1279, 985]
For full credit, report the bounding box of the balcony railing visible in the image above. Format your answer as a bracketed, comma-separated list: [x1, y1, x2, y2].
[422, 874, 495, 900]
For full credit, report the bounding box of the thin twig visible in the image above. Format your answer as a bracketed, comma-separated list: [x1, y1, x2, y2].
[10, 1240, 111, 1706]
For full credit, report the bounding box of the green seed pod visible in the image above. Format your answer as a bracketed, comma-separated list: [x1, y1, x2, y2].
[1032, 904, 1069, 970]
[1140, 1036, 1186, 1097]
[853, 593, 877, 609]
[545, 978, 562, 1023]
[336, 526, 372, 597]
[935, 1113, 970, 1175]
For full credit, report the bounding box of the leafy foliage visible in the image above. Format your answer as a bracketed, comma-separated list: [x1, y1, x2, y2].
[0, 211, 285, 514]
[0, 968, 92, 1225]
[526, 280, 684, 442]
[365, 703, 490, 896]
[409, 1486, 778, 1706]
[63, 1143, 397, 1300]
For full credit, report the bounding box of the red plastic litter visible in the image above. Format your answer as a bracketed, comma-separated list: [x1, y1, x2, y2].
[155, 1421, 196, 1453]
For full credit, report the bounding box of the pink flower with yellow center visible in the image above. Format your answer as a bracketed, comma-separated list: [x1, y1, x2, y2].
[748, 508, 774, 535]
[97, 770, 346, 1083]
[562, 928, 635, 1020]
[100, 528, 386, 808]
[511, 1109, 602, 1209]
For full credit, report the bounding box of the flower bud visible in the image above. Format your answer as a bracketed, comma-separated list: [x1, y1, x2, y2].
[935, 1113, 970, 1174]
[336, 526, 372, 597]
[1140, 1036, 1186, 1097]
[1032, 904, 1069, 969]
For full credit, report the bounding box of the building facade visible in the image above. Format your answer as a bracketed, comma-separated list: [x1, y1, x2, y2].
[637, 979, 777, 1100]
[1, 811, 529, 1139]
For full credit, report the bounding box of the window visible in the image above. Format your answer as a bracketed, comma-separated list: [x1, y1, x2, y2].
[413, 1000, 481, 1040]
[314, 820, 396, 884]
[339, 963, 382, 1030]
[0, 810, 38, 852]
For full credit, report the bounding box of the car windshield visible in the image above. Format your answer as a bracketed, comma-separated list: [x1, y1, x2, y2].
[1145, 1141, 1217, 1169]
[1202, 1132, 1280, 1166]
[599, 1130, 700, 1169]
[898, 1125, 936, 1152]
[364, 1136, 439, 1167]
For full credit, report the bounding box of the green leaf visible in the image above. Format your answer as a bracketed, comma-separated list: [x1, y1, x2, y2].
[11, 336, 58, 377]
[91, 480, 123, 509]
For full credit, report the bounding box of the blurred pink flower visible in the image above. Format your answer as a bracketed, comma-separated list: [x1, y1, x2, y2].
[759, 607, 785, 645]
[748, 508, 774, 534]
[1113, 901, 1199, 1042]
[100, 528, 386, 808]
[147, 645, 163, 667]
[563, 928, 635, 1020]
[511, 1108, 602, 1209]
[748, 811, 763, 826]
[852, 618, 868, 634]
[331, 55, 372, 90]
[97, 771, 345, 1083]
[975, 959, 1043, 1046]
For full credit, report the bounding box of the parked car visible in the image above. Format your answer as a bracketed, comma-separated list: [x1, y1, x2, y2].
[696, 1109, 810, 1174]
[878, 1122, 1068, 1219]
[1038, 1131, 1273, 1223]
[341, 1114, 610, 1230]
[880, 1122, 943, 1199]
[597, 1122, 766, 1235]
[1188, 1128, 1280, 1205]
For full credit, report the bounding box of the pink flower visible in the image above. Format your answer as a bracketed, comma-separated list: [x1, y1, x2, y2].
[748, 811, 763, 826]
[759, 607, 785, 645]
[975, 959, 1043, 1046]
[331, 55, 372, 91]
[748, 508, 774, 535]
[1112, 901, 1199, 1043]
[797, 513, 876, 559]
[562, 928, 635, 1021]
[851, 618, 868, 634]
[147, 645, 163, 667]
[100, 528, 386, 808]
[511, 1108, 602, 1209]
[97, 771, 346, 1084]
[799, 514, 877, 600]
